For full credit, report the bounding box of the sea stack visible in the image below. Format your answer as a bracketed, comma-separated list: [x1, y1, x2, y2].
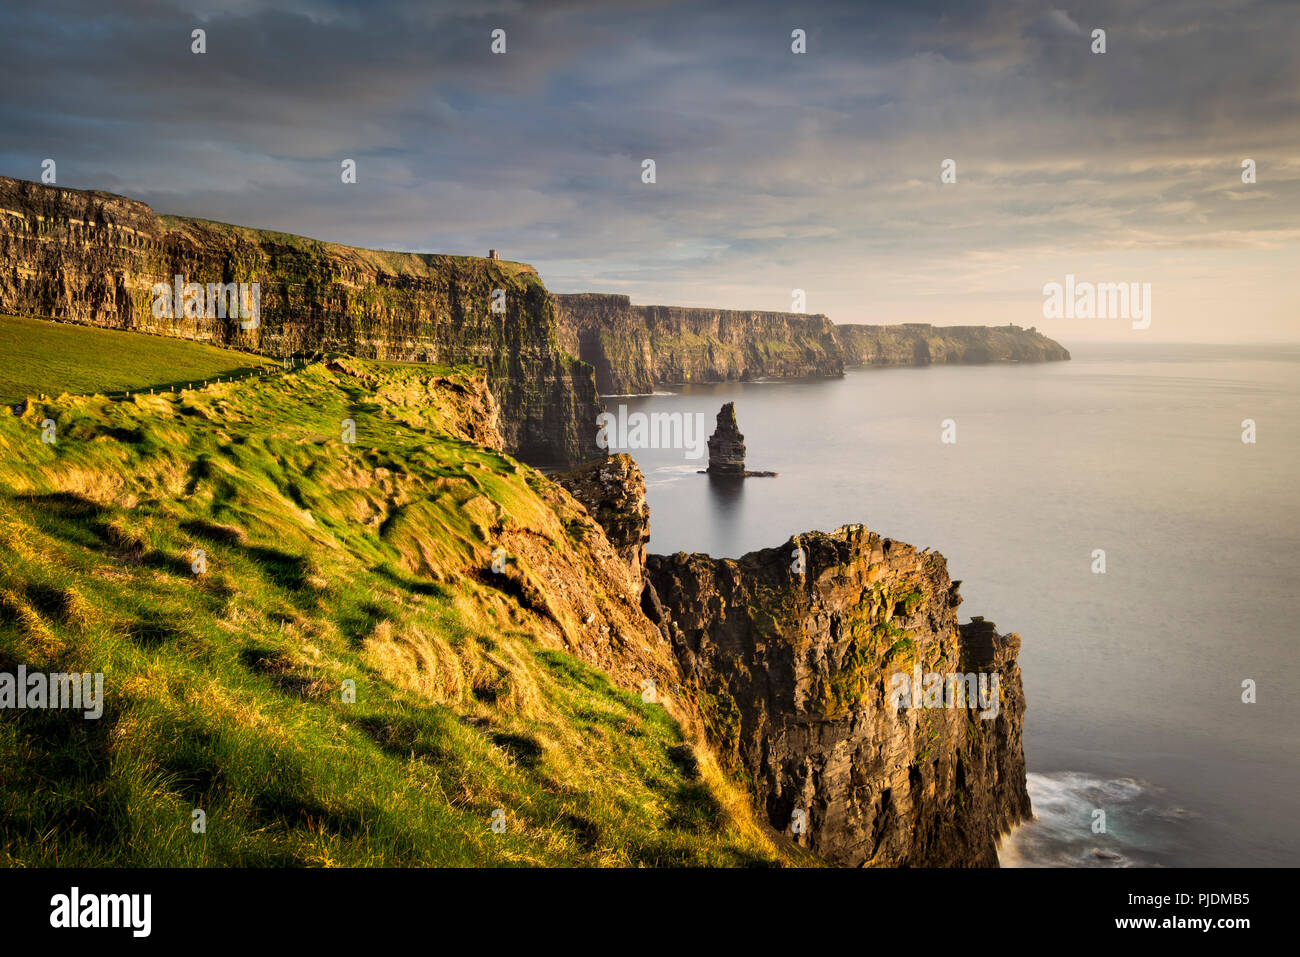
[707, 402, 747, 476]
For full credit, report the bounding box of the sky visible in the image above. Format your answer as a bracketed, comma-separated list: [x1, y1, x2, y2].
[2, 0, 1297, 342]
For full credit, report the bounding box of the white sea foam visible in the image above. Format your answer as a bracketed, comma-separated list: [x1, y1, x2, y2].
[999, 771, 1195, 868]
[644, 464, 703, 487]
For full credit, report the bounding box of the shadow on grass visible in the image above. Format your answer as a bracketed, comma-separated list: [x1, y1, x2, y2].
[239, 647, 326, 699]
[244, 545, 311, 592]
[356, 708, 463, 766]
[125, 614, 188, 649]
[180, 517, 246, 545]
[335, 601, 389, 649]
[141, 550, 197, 576]
[374, 564, 450, 598]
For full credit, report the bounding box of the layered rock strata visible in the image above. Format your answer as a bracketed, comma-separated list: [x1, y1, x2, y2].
[706, 403, 747, 477]
[834, 322, 1070, 366]
[552, 293, 1070, 395]
[645, 527, 1031, 866]
[553, 293, 844, 394]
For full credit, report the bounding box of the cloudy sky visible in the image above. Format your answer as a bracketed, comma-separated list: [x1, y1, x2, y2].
[2, 0, 1297, 341]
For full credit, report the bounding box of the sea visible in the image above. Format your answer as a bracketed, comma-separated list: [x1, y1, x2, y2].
[609, 341, 1300, 867]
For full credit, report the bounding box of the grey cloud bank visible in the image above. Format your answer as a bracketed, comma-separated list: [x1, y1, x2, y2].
[1, 0, 1296, 340]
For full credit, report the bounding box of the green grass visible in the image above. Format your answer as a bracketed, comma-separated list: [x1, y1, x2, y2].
[0, 331, 782, 866]
[0, 314, 274, 404]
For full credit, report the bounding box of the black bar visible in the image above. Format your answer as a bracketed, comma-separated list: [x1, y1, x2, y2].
[1, 866, 1280, 944]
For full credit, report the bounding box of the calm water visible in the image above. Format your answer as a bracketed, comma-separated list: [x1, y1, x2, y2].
[613, 342, 1300, 867]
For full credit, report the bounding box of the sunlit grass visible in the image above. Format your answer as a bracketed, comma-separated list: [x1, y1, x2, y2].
[0, 337, 784, 867]
[0, 314, 274, 404]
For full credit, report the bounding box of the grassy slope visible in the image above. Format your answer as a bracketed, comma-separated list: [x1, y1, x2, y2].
[0, 314, 275, 404]
[0, 336, 781, 866]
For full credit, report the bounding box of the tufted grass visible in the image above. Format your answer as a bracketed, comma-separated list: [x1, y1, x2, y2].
[0, 330, 783, 867]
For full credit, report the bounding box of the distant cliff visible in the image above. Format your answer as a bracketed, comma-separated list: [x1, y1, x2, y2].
[553, 293, 1068, 394]
[553, 293, 843, 394]
[834, 322, 1070, 366]
[0, 176, 600, 465]
[646, 527, 1031, 866]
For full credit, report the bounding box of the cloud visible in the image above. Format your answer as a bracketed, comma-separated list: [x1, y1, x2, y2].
[0, 0, 1296, 339]
[1029, 8, 1085, 38]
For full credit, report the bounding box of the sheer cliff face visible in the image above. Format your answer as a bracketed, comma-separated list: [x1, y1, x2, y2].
[834, 322, 1071, 366]
[552, 293, 1070, 395]
[646, 527, 1030, 867]
[553, 293, 844, 394]
[0, 176, 601, 466]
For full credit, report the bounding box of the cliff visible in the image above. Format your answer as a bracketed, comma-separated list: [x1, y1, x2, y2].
[552, 293, 1068, 395]
[552, 293, 844, 394]
[645, 528, 1030, 866]
[0, 176, 601, 465]
[557, 455, 1031, 868]
[834, 322, 1070, 366]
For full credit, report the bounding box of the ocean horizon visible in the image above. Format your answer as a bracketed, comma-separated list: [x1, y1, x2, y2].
[613, 340, 1300, 867]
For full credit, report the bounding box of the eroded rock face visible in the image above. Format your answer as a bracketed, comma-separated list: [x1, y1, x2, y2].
[553, 293, 844, 394]
[706, 403, 746, 477]
[0, 176, 601, 466]
[646, 526, 1030, 867]
[553, 454, 650, 580]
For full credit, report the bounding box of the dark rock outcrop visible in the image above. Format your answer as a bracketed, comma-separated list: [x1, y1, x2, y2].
[646, 526, 1030, 867]
[552, 455, 679, 656]
[706, 403, 746, 477]
[0, 176, 601, 466]
[553, 453, 650, 580]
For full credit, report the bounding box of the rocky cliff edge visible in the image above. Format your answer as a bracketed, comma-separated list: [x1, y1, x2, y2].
[559, 457, 1032, 866]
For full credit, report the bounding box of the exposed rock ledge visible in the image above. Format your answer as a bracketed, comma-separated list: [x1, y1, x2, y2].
[553, 293, 843, 394]
[552, 454, 649, 580]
